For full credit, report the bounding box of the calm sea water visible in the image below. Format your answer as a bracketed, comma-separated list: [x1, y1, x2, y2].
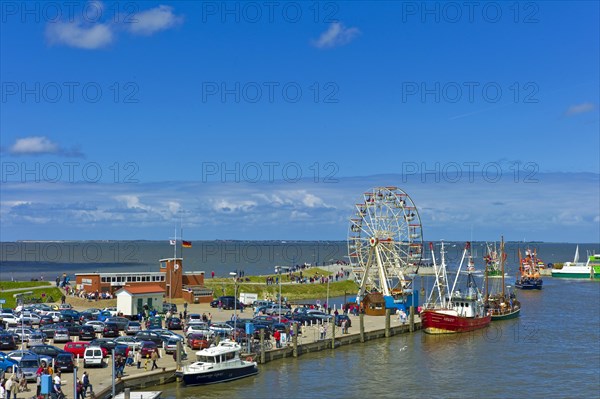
[1, 241, 599, 281]
[158, 278, 599, 399]
[1, 241, 599, 397]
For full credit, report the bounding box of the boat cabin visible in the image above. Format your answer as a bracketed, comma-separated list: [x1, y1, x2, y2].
[195, 341, 241, 364]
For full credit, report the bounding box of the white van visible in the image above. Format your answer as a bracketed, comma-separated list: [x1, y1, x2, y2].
[83, 346, 104, 368]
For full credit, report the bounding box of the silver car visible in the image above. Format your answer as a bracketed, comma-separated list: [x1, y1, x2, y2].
[125, 321, 141, 335]
[85, 321, 106, 333]
[53, 328, 70, 343]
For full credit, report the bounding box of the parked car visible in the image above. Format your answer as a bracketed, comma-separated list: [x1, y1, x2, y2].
[63, 341, 92, 358]
[18, 354, 40, 381]
[186, 333, 211, 350]
[0, 332, 17, 350]
[114, 343, 130, 358]
[209, 322, 234, 336]
[29, 344, 64, 360]
[146, 317, 163, 330]
[185, 322, 211, 337]
[90, 338, 117, 356]
[59, 322, 82, 337]
[6, 350, 36, 362]
[53, 328, 70, 343]
[79, 312, 95, 324]
[102, 323, 120, 338]
[83, 346, 104, 368]
[97, 311, 112, 322]
[39, 315, 55, 326]
[27, 332, 45, 347]
[166, 317, 182, 330]
[78, 325, 96, 340]
[102, 307, 118, 317]
[135, 331, 163, 346]
[105, 317, 129, 331]
[186, 314, 202, 324]
[0, 352, 18, 372]
[139, 341, 159, 358]
[40, 323, 60, 339]
[85, 321, 105, 333]
[54, 352, 75, 372]
[163, 338, 179, 354]
[125, 321, 141, 335]
[114, 336, 141, 350]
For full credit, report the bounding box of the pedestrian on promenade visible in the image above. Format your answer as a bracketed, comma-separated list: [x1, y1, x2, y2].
[76, 379, 84, 399]
[319, 324, 325, 340]
[151, 350, 159, 370]
[5, 375, 15, 399]
[136, 351, 142, 369]
[341, 319, 347, 334]
[126, 349, 134, 367]
[273, 330, 281, 348]
[82, 371, 93, 397]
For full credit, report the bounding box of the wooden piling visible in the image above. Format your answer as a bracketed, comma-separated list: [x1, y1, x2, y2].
[385, 309, 391, 337]
[359, 313, 365, 343]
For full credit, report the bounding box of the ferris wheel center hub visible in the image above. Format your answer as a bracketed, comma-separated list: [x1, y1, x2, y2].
[369, 237, 378, 246]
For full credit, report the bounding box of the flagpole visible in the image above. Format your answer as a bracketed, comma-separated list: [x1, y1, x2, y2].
[172, 227, 177, 304]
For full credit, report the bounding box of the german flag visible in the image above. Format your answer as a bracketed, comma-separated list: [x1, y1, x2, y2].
[182, 240, 192, 248]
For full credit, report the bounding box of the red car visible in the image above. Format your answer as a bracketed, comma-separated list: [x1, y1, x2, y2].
[187, 334, 211, 350]
[139, 341, 159, 358]
[64, 342, 108, 358]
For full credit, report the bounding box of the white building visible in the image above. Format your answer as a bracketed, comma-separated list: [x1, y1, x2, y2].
[115, 284, 165, 318]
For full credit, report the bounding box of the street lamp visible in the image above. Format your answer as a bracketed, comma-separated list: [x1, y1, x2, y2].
[274, 266, 290, 320]
[229, 272, 237, 339]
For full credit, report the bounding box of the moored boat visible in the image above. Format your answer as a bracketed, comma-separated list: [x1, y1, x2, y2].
[551, 247, 600, 280]
[515, 248, 543, 290]
[176, 340, 258, 386]
[421, 242, 491, 334]
[485, 236, 521, 321]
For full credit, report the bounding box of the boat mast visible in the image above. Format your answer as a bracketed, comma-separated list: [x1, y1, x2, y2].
[449, 242, 469, 298]
[500, 236, 505, 298]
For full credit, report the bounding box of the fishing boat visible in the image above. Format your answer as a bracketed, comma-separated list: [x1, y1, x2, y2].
[176, 340, 258, 386]
[484, 236, 521, 320]
[515, 248, 543, 290]
[551, 246, 600, 280]
[421, 242, 491, 334]
[483, 241, 504, 278]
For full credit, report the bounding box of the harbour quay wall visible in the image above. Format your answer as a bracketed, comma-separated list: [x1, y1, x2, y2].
[95, 368, 177, 399]
[257, 321, 420, 363]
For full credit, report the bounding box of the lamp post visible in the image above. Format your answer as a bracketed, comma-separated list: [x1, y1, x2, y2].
[229, 272, 237, 339]
[275, 266, 290, 320]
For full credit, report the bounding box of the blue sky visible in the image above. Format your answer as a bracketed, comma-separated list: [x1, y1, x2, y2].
[1, 1, 599, 242]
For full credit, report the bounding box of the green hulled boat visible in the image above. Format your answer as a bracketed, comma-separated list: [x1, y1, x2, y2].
[484, 236, 521, 321]
[551, 247, 600, 280]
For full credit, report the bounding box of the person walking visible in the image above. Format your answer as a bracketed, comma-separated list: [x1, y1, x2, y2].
[5, 375, 15, 399]
[76, 379, 85, 399]
[136, 350, 142, 369]
[82, 371, 92, 397]
[151, 350, 159, 370]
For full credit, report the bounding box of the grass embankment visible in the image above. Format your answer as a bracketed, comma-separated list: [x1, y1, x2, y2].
[0, 281, 63, 308]
[204, 267, 358, 301]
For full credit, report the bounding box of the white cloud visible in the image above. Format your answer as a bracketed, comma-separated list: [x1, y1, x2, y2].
[10, 136, 59, 155]
[46, 20, 114, 49]
[1, 173, 598, 242]
[127, 5, 183, 36]
[44, 4, 183, 50]
[565, 102, 595, 116]
[312, 22, 360, 49]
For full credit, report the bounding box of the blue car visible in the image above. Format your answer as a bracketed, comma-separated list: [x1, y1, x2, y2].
[0, 352, 18, 373]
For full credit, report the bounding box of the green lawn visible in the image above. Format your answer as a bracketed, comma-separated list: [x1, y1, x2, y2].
[0, 282, 61, 308]
[0, 281, 52, 290]
[205, 267, 358, 301]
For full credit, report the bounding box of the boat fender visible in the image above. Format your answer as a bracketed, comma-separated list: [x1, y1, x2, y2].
[246, 356, 253, 362]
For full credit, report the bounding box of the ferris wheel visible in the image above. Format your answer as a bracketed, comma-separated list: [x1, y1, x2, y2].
[348, 186, 424, 303]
